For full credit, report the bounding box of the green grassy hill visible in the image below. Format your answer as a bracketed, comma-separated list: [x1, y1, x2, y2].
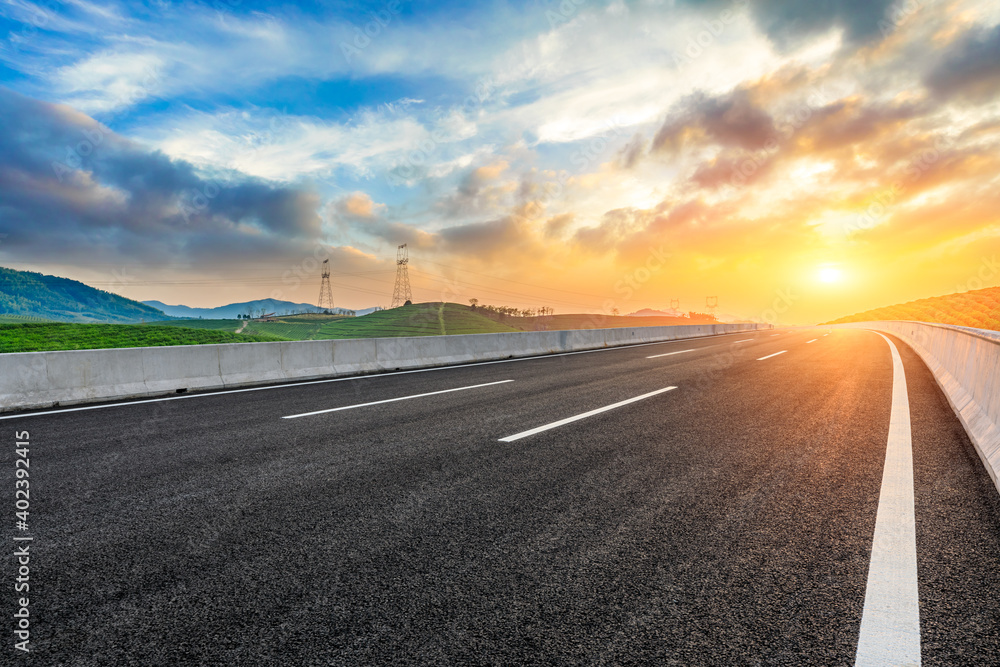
[1, 301, 741, 353]
[149, 319, 242, 332]
[151, 314, 355, 340]
[306, 303, 722, 339]
[824, 286, 1000, 331]
[0, 304, 518, 352]
[0, 322, 284, 353]
[150, 303, 726, 342]
[312, 303, 521, 339]
[0, 266, 169, 323]
[154, 305, 520, 340]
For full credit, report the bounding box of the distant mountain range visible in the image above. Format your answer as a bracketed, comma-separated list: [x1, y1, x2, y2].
[146, 298, 325, 319]
[144, 299, 380, 319]
[0, 266, 168, 323]
[0, 265, 386, 324]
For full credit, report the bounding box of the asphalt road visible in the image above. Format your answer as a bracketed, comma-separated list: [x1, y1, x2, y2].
[2, 329, 999, 665]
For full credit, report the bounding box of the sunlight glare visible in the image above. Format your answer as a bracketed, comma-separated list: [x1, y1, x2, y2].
[818, 266, 844, 284]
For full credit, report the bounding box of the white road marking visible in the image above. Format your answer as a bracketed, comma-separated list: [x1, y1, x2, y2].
[498, 387, 677, 442]
[855, 332, 921, 667]
[757, 351, 787, 361]
[734, 339, 754, 343]
[647, 349, 695, 359]
[282, 380, 514, 419]
[807, 339, 819, 343]
[770, 334, 781, 336]
[0, 330, 760, 421]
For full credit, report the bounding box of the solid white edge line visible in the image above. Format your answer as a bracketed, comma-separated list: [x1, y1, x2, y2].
[733, 339, 754, 343]
[646, 349, 695, 359]
[757, 351, 787, 361]
[282, 379, 514, 419]
[855, 332, 921, 666]
[0, 330, 762, 421]
[498, 386, 677, 443]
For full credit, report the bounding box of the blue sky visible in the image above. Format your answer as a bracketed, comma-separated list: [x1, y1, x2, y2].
[1, 0, 999, 321]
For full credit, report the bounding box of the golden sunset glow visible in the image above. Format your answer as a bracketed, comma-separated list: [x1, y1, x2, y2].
[1, 1, 998, 325]
[818, 267, 845, 285]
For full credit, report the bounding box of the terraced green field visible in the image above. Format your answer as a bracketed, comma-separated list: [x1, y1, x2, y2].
[148, 319, 241, 332]
[152, 314, 356, 340]
[0, 314, 52, 324]
[0, 323, 284, 353]
[241, 321, 328, 339]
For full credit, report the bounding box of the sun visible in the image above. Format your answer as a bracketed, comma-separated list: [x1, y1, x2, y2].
[818, 266, 844, 284]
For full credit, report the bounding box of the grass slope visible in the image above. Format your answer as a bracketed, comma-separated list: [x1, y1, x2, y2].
[2, 302, 736, 353]
[151, 314, 356, 340]
[0, 323, 284, 353]
[823, 286, 1000, 331]
[0, 266, 169, 323]
[153, 305, 723, 341]
[150, 319, 243, 332]
[244, 314, 355, 340]
[0, 314, 52, 324]
[314, 303, 521, 339]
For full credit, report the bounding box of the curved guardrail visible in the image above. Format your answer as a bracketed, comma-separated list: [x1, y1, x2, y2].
[838, 321, 1000, 494]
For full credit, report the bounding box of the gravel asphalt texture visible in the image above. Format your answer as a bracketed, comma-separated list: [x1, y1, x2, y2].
[2, 328, 998, 665]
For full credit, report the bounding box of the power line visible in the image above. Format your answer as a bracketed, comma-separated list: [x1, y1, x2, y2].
[2, 257, 626, 311]
[409, 268, 599, 310]
[419, 259, 612, 300]
[4, 256, 615, 302]
[57, 270, 396, 287]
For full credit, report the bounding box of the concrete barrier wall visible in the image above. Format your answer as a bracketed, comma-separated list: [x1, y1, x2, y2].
[0, 323, 767, 413]
[838, 321, 1000, 494]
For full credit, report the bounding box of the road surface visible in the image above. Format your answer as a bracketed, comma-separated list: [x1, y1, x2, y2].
[3, 329, 999, 665]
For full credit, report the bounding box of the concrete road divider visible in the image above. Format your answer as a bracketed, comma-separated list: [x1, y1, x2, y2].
[0, 323, 767, 413]
[837, 322, 1000, 495]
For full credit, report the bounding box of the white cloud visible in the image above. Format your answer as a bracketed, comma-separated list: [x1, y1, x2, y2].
[482, 3, 778, 146]
[140, 105, 433, 181]
[54, 49, 164, 112]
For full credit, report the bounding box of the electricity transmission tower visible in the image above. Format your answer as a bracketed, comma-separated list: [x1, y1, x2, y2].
[706, 296, 719, 319]
[391, 244, 412, 308]
[670, 298, 680, 311]
[317, 259, 334, 312]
